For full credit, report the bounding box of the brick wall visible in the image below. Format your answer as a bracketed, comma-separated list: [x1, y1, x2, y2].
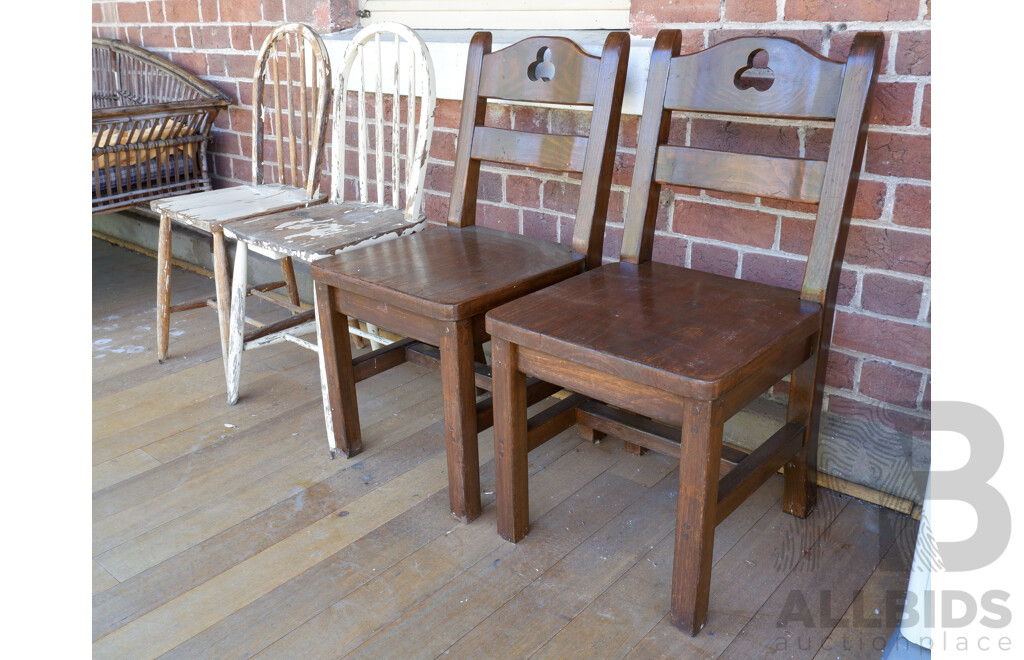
[94, 0, 931, 452]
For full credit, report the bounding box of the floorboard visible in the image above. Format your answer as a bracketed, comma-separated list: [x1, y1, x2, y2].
[91, 238, 914, 659]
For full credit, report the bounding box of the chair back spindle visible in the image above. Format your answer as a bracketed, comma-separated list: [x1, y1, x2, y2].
[332, 23, 437, 220]
[252, 23, 331, 197]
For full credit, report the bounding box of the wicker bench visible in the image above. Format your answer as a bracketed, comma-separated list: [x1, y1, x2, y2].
[92, 38, 230, 214]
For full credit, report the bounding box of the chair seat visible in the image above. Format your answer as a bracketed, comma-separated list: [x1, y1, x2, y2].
[150, 183, 326, 233]
[486, 261, 823, 400]
[311, 226, 585, 321]
[223, 201, 426, 262]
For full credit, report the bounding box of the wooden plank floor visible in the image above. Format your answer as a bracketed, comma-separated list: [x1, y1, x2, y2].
[92, 238, 915, 659]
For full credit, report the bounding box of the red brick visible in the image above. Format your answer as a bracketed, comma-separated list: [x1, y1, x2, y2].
[920, 84, 930, 128]
[837, 268, 856, 306]
[194, 25, 231, 49]
[631, 0, 720, 28]
[164, 0, 200, 22]
[869, 82, 915, 127]
[123, 26, 142, 43]
[205, 54, 227, 77]
[618, 115, 639, 150]
[424, 162, 453, 194]
[512, 106, 549, 134]
[169, 51, 208, 77]
[892, 184, 930, 229]
[824, 350, 858, 390]
[852, 180, 887, 220]
[827, 395, 929, 439]
[921, 377, 930, 411]
[506, 175, 541, 209]
[865, 132, 930, 180]
[861, 273, 923, 319]
[779, 216, 812, 255]
[832, 311, 930, 368]
[93, 3, 104, 22]
[787, 0, 917, 21]
[476, 203, 519, 233]
[761, 197, 817, 215]
[740, 253, 806, 290]
[691, 242, 738, 277]
[174, 26, 193, 49]
[689, 118, 800, 158]
[601, 225, 624, 258]
[219, 0, 260, 21]
[148, 1, 165, 21]
[285, 0, 323, 23]
[895, 31, 931, 76]
[229, 26, 252, 51]
[606, 190, 626, 226]
[141, 26, 175, 49]
[485, 104, 512, 129]
[117, 2, 149, 23]
[707, 190, 758, 206]
[424, 192, 449, 224]
[859, 361, 923, 407]
[550, 108, 590, 136]
[726, 0, 776, 22]
[478, 170, 503, 204]
[673, 200, 777, 248]
[652, 234, 688, 268]
[543, 180, 581, 214]
[522, 211, 559, 242]
[845, 224, 930, 276]
[434, 100, 462, 130]
[611, 151, 634, 187]
[428, 131, 456, 163]
[262, 0, 284, 22]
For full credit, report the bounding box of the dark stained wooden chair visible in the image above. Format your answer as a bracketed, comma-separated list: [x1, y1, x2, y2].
[486, 30, 883, 635]
[311, 32, 630, 521]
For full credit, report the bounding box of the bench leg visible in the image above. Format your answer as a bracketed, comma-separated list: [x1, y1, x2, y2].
[670, 399, 723, 636]
[440, 318, 481, 522]
[156, 212, 173, 363]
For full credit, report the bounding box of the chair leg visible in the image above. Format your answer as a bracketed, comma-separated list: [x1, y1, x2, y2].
[212, 229, 232, 371]
[439, 318, 482, 522]
[783, 356, 819, 518]
[670, 399, 723, 636]
[156, 212, 173, 363]
[493, 338, 530, 542]
[280, 256, 300, 306]
[315, 282, 363, 459]
[226, 242, 249, 405]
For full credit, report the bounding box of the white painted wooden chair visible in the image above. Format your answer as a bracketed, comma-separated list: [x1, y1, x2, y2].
[149, 23, 331, 365]
[221, 23, 436, 456]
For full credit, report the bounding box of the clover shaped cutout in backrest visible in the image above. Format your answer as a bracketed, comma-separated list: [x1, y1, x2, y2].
[527, 47, 556, 83]
[733, 48, 775, 92]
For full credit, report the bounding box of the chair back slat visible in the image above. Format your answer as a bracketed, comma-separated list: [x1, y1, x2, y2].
[654, 146, 826, 203]
[664, 37, 846, 120]
[332, 23, 436, 219]
[470, 127, 588, 173]
[374, 34, 386, 206]
[478, 37, 604, 105]
[448, 32, 629, 269]
[252, 23, 331, 196]
[623, 31, 882, 310]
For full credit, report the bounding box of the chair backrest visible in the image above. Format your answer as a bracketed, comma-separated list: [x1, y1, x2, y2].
[252, 23, 332, 197]
[449, 32, 630, 269]
[623, 31, 883, 308]
[332, 23, 437, 220]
